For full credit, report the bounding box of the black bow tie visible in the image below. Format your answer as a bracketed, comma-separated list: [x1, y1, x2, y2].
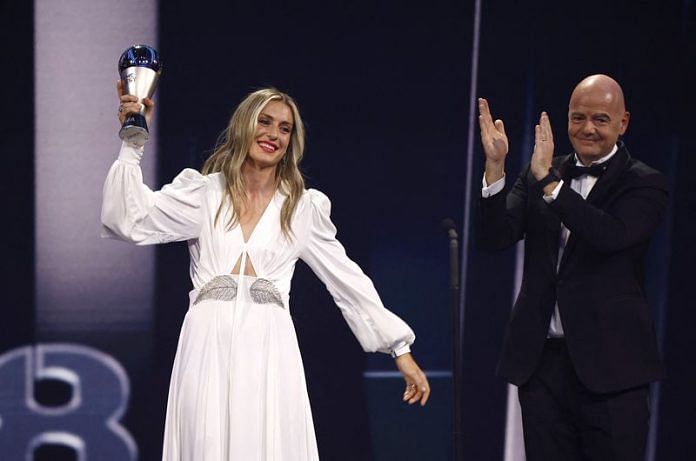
[564, 163, 608, 179]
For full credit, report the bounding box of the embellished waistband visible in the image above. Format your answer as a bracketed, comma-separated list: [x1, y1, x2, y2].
[192, 275, 284, 308]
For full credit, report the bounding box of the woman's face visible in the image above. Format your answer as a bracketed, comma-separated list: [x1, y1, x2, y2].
[247, 100, 294, 168]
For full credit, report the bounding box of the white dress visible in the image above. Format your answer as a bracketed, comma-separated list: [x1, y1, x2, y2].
[101, 142, 416, 461]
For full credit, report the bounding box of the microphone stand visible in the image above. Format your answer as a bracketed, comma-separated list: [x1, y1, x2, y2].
[443, 218, 463, 461]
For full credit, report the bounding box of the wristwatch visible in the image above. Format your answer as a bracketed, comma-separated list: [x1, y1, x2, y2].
[537, 167, 561, 189]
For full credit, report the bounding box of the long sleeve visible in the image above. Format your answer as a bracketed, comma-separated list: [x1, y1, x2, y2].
[548, 173, 668, 253]
[101, 142, 209, 245]
[299, 189, 415, 356]
[477, 165, 533, 250]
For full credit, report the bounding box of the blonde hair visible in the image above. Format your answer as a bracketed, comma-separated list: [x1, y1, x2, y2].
[202, 88, 306, 237]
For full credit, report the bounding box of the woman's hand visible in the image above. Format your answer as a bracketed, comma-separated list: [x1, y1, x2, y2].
[116, 80, 155, 127]
[395, 353, 430, 406]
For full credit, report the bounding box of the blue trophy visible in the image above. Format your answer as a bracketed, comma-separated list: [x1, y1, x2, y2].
[118, 45, 162, 144]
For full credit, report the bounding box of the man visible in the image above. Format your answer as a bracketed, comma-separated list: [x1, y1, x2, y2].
[477, 75, 667, 460]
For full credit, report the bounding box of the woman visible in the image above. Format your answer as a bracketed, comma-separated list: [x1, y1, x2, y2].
[102, 84, 430, 460]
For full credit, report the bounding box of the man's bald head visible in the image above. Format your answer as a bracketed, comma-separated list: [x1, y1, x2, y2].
[567, 74, 630, 165]
[570, 74, 626, 113]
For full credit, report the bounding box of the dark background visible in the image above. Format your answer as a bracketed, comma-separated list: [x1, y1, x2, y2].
[1, 0, 694, 459]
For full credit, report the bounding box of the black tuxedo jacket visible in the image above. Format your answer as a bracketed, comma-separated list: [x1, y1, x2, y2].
[477, 143, 668, 393]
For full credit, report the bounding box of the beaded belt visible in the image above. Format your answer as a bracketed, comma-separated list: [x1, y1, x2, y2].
[193, 275, 284, 307]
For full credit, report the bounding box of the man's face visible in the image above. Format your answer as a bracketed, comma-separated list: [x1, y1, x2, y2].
[567, 86, 629, 165]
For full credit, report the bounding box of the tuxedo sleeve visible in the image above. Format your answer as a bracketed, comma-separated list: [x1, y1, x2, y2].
[477, 165, 540, 250]
[547, 172, 668, 253]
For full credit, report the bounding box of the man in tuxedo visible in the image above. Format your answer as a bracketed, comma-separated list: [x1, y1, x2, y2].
[477, 74, 667, 460]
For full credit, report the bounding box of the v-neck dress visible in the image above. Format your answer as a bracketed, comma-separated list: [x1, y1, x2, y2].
[101, 142, 415, 461]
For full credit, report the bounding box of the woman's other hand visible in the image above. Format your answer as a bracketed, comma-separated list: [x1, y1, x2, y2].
[395, 353, 430, 406]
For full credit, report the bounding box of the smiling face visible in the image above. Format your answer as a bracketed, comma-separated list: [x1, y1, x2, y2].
[567, 75, 630, 165]
[246, 100, 294, 169]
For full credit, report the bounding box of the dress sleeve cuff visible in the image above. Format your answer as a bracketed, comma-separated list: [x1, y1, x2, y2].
[117, 141, 145, 165]
[482, 173, 506, 197]
[390, 342, 411, 358]
[542, 180, 564, 203]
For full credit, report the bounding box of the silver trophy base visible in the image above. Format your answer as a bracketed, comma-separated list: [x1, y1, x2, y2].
[119, 113, 149, 145]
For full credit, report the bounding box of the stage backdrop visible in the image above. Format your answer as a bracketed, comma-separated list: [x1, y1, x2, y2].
[1, 0, 470, 460]
[0, 0, 693, 460]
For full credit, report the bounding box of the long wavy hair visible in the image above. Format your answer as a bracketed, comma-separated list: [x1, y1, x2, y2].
[201, 88, 306, 237]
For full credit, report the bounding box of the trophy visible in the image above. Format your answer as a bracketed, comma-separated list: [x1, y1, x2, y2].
[118, 44, 162, 144]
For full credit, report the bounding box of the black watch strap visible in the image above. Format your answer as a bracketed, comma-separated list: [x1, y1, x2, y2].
[537, 167, 561, 189]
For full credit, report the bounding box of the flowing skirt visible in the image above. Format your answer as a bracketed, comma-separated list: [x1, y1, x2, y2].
[162, 275, 319, 461]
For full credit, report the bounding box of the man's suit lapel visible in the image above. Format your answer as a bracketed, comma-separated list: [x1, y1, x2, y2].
[556, 143, 631, 274]
[585, 143, 631, 205]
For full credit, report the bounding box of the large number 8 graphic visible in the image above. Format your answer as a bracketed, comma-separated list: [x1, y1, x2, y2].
[0, 344, 137, 460]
